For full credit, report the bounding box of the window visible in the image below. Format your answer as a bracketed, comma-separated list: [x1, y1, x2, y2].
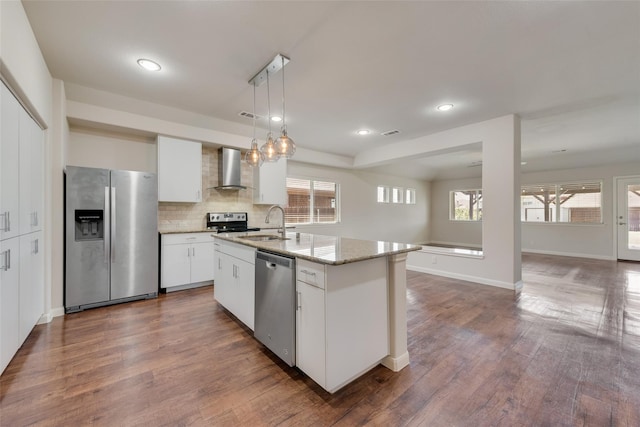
[377, 186, 389, 203]
[521, 181, 602, 223]
[285, 177, 339, 224]
[391, 187, 404, 204]
[450, 189, 482, 221]
[405, 188, 416, 205]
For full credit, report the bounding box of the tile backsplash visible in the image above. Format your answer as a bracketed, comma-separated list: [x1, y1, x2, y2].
[158, 146, 274, 232]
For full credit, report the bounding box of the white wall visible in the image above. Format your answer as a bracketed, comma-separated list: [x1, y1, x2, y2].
[428, 161, 640, 260]
[522, 162, 640, 260]
[68, 127, 157, 172]
[0, 0, 52, 126]
[1, 1, 60, 319]
[407, 115, 522, 291]
[288, 162, 430, 244]
[429, 176, 482, 247]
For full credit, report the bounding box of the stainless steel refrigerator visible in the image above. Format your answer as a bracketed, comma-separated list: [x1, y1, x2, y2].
[65, 166, 158, 313]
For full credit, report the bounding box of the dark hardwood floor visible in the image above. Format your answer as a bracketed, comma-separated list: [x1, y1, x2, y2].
[1, 253, 639, 426]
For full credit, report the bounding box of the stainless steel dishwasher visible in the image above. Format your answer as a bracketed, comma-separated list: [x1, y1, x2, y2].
[254, 250, 296, 366]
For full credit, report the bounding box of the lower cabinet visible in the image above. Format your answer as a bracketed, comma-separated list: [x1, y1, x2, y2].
[19, 232, 44, 342]
[161, 233, 215, 291]
[214, 240, 256, 330]
[1, 232, 44, 375]
[1, 237, 20, 375]
[296, 257, 389, 393]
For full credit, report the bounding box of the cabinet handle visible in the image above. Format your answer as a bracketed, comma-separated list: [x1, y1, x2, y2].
[218, 258, 221, 269]
[301, 269, 316, 276]
[188, 248, 191, 257]
[1, 249, 10, 271]
[35, 211, 38, 226]
[193, 247, 196, 257]
[297, 291, 301, 311]
[1, 211, 10, 232]
[34, 238, 39, 254]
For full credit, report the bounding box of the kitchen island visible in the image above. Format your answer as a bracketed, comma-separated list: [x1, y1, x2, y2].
[214, 230, 421, 393]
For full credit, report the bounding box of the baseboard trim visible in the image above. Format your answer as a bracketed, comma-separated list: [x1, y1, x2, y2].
[381, 352, 410, 372]
[406, 264, 517, 291]
[522, 248, 615, 261]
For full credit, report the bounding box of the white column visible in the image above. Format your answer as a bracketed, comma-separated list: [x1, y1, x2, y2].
[382, 253, 410, 371]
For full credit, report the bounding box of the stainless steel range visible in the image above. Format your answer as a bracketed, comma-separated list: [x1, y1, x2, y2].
[206, 212, 260, 233]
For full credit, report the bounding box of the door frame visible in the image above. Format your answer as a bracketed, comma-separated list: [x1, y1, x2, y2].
[613, 175, 640, 261]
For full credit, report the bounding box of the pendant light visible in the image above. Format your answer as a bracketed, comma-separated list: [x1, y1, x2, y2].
[275, 55, 296, 159]
[245, 82, 264, 167]
[260, 70, 279, 162]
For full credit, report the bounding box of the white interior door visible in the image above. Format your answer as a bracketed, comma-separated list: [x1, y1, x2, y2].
[616, 176, 640, 261]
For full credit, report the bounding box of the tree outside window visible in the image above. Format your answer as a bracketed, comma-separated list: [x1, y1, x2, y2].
[450, 189, 482, 221]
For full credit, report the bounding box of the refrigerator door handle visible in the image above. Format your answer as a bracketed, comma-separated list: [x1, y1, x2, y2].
[111, 186, 116, 262]
[104, 186, 110, 264]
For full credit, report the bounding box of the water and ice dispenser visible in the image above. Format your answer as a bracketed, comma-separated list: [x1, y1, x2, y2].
[74, 209, 104, 241]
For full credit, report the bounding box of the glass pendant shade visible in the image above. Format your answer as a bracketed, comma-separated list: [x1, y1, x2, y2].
[245, 139, 264, 167]
[261, 132, 279, 162]
[275, 128, 296, 159]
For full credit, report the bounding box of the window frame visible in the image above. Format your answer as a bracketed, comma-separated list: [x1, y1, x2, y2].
[284, 176, 340, 226]
[521, 180, 603, 224]
[449, 188, 483, 221]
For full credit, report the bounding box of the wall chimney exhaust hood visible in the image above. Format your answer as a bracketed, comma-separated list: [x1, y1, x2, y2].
[215, 147, 247, 190]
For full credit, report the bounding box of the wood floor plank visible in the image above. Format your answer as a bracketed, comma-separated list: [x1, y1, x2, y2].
[1, 254, 639, 425]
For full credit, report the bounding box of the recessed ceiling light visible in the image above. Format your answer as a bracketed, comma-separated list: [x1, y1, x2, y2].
[357, 129, 371, 135]
[437, 104, 454, 112]
[137, 58, 161, 71]
[271, 116, 282, 122]
[521, 161, 527, 165]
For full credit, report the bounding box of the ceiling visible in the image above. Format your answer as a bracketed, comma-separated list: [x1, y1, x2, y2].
[22, 1, 640, 180]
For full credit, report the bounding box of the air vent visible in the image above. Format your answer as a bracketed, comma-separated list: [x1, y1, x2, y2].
[381, 129, 401, 136]
[238, 111, 262, 120]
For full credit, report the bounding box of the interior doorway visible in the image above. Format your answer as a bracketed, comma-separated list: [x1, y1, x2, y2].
[616, 176, 640, 261]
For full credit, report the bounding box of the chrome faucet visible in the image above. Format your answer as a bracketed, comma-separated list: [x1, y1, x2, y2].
[265, 205, 286, 237]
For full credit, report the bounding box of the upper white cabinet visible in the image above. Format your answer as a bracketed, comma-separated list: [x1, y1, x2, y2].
[1, 83, 20, 241]
[19, 108, 44, 234]
[157, 135, 202, 202]
[161, 233, 215, 290]
[253, 159, 287, 205]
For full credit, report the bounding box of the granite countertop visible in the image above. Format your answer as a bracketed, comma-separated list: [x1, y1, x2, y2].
[215, 231, 422, 265]
[159, 229, 214, 234]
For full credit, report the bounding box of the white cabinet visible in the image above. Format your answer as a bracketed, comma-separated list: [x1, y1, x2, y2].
[157, 135, 202, 202]
[1, 237, 20, 374]
[161, 233, 215, 290]
[19, 108, 44, 234]
[1, 82, 45, 376]
[1, 83, 20, 241]
[295, 257, 389, 393]
[253, 158, 287, 205]
[296, 280, 326, 387]
[214, 240, 256, 330]
[19, 232, 44, 343]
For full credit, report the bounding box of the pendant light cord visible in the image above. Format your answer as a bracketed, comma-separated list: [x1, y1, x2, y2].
[281, 56, 286, 130]
[252, 83, 256, 140]
[267, 71, 272, 135]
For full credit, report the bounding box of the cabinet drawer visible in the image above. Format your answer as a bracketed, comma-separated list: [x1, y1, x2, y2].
[162, 232, 215, 245]
[296, 259, 325, 289]
[216, 240, 256, 264]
